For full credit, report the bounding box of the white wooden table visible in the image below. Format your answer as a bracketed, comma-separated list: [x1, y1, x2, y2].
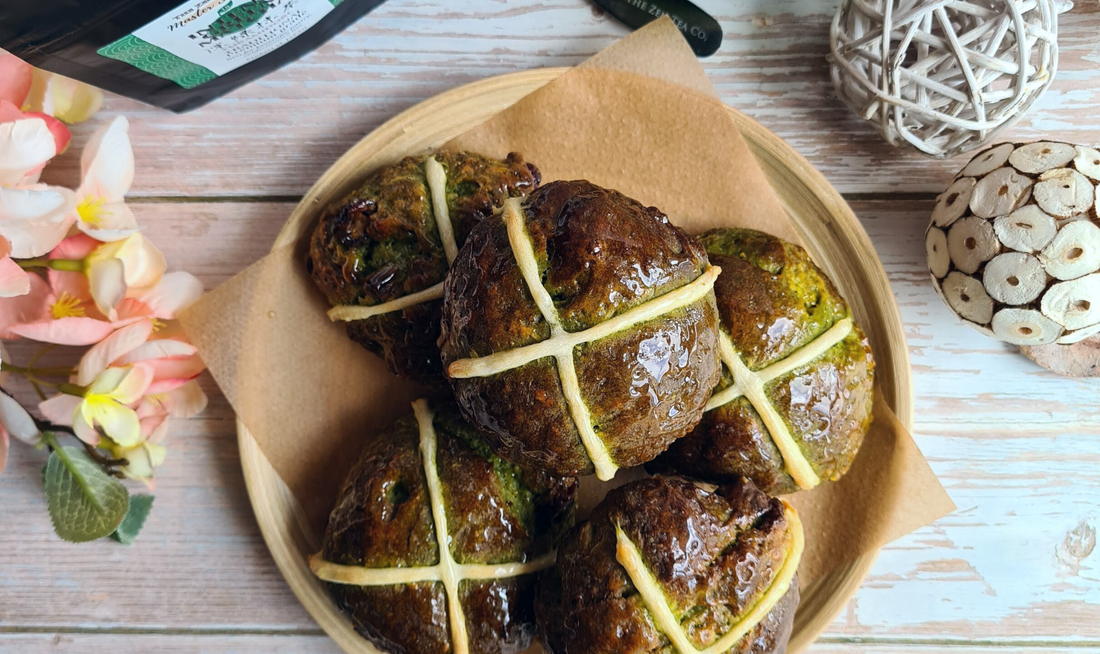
[3, 1, 1100, 652]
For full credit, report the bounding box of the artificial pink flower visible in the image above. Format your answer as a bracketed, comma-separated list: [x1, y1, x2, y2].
[0, 390, 40, 474]
[91, 309, 208, 395]
[0, 114, 55, 186]
[72, 117, 137, 241]
[0, 55, 33, 108]
[0, 236, 30, 298]
[0, 184, 77, 258]
[0, 271, 50, 337]
[76, 319, 154, 386]
[23, 69, 103, 125]
[39, 363, 154, 447]
[6, 237, 143, 344]
[86, 233, 166, 318]
[117, 320, 206, 394]
[8, 294, 119, 346]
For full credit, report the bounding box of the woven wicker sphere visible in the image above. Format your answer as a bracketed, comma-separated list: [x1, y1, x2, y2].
[829, 0, 1072, 159]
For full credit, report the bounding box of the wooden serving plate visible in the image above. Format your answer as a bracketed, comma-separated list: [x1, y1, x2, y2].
[237, 68, 914, 654]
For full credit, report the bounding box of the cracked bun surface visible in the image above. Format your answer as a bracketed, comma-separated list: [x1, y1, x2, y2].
[306, 151, 540, 382]
[439, 180, 722, 478]
[650, 228, 874, 495]
[317, 401, 575, 654]
[537, 476, 801, 654]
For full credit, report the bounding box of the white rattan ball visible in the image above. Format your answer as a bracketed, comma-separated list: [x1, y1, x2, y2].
[829, 0, 1072, 159]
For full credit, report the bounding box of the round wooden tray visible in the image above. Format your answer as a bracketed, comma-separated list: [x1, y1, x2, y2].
[237, 68, 914, 654]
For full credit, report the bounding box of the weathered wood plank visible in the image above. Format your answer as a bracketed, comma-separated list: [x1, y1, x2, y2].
[35, 0, 1100, 198]
[832, 199, 1100, 640]
[0, 633, 339, 654]
[1, 200, 1098, 643]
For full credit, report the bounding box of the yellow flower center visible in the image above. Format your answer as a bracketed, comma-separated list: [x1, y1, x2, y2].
[50, 292, 85, 320]
[150, 318, 166, 332]
[77, 196, 107, 228]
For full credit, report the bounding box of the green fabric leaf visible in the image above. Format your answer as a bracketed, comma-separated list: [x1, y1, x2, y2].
[45, 447, 129, 543]
[111, 494, 155, 545]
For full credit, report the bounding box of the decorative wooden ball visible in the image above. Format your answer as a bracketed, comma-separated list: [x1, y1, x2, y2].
[926, 141, 1100, 376]
[829, 0, 1072, 159]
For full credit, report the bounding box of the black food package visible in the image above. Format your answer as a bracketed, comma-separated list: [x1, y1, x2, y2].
[1, 0, 387, 113]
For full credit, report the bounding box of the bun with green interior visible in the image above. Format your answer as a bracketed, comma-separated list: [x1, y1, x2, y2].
[439, 180, 722, 481]
[649, 228, 874, 494]
[537, 476, 802, 654]
[310, 399, 575, 654]
[306, 151, 540, 382]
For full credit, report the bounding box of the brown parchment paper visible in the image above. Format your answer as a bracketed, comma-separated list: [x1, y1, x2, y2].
[180, 17, 954, 589]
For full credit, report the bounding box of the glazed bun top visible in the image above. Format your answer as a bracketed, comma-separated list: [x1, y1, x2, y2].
[699, 228, 851, 370]
[313, 399, 576, 654]
[305, 151, 539, 381]
[651, 228, 875, 495]
[440, 180, 722, 479]
[308, 151, 540, 308]
[538, 476, 802, 654]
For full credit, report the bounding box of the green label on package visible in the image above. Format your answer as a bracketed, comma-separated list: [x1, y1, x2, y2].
[98, 0, 340, 89]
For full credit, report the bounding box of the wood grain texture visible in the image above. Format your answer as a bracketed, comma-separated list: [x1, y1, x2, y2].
[0, 634, 339, 654]
[3, 0, 1100, 651]
[34, 0, 1100, 198]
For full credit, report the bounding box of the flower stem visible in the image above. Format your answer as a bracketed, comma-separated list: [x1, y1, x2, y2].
[79, 438, 129, 470]
[0, 362, 82, 393]
[28, 344, 56, 369]
[15, 258, 84, 272]
[58, 383, 87, 397]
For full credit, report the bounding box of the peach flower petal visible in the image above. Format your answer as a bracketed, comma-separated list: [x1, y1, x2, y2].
[0, 185, 77, 258]
[79, 117, 132, 202]
[39, 393, 80, 426]
[115, 338, 198, 365]
[0, 118, 55, 185]
[112, 363, 154, 405]
[0, 272, 50, 338]
[139, 272, 204, 319]
[10, 317, 117, 346]
[0, 256, 30, 298]
[76, 320, 153, 385]
[88, 257, 126, 318]
[21, 111, 70, 154]
[147, 353, 205, 382]
[162, 379, 208, 419]
[0, 56, 32, 107]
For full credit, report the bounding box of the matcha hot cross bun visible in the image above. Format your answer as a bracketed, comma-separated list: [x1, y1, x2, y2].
[439, 180, 723, 480]
[537, 476, 802, 654]
[306, 151, 540, 382]
[311, 399, 576, 654]
[651, 228, 875, 494]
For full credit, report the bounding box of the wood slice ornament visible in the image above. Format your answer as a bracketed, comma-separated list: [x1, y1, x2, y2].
[926, 140, 1100, 377]
[829, 0, 1073, 159]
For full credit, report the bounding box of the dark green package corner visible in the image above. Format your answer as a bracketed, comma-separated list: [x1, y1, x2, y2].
[1, 0, 387, 112]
